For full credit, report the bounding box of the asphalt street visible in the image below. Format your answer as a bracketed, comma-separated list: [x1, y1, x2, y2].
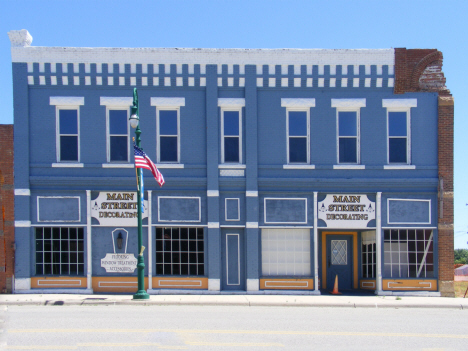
[2, 304, 468, 350]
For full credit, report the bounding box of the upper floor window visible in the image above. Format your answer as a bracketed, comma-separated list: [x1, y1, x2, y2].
[222, 110, 242, 163]
[383, 99, 417, 165]
[281, 98, 315, 165]
[287, 110, 309, 163]
[152, 97, 185, 164]
[107, 109, 129, 162]
[338, 111, 358, 163]
[50, 96, 84, 163]
[331, 99, 366, 165]
[218, 98, 245, 165]
[158, 110, 179, 163]
[58, 109, 79, 162]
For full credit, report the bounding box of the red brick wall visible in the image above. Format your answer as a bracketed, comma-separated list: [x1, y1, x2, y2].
[395, 49, 454, 295]
[0, 125, 14, 293]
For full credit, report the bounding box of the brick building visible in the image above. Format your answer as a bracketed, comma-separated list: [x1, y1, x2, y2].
[0, 124, 14, 293]
[9, 30, 454, 296]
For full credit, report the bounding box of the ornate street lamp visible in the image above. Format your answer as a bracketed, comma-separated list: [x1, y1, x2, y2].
[129, 88, 150, 300]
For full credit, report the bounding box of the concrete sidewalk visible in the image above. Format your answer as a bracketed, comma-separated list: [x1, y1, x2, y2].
[1, 293, 467, 309]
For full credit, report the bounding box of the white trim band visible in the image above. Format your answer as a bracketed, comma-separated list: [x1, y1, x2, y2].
[15, 221, 31, 227]
[246, 191, 258, 197]
[384, 165, 416, 170]
[246, 222, 259, 228]
[333, 165, 365, 169]
[52, 163, 84, 168]
[15, 189, 30, 196]
[207, 190, 219, 197]
[208, 222, 220, 228]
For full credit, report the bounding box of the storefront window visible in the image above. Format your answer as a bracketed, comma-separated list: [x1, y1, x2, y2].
[155, 227, 204, 276]
[261, 228, 311, 276]
[35, 227, 85, 275]
[383, 229, 434, 278]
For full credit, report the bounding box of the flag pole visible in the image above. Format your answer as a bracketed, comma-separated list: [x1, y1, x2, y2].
[130, 88, 149, 300]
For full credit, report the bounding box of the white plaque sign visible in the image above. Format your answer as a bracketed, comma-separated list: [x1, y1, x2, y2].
[101, 253, 137, 273]
[318, 194, 375, 229]
[91, 192, 148, 226]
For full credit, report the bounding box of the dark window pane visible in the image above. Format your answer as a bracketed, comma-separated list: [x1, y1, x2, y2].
[339, 138, 357, 163]
[224, 137, 239, 163]
[109, 110, 128, 135]
[160, 136, 178, 162]
[339, 112, 357, 136]
[389, 112, 407, 136]
[289, 137, 307, 163]
[60, 136, 78, 161]
[288, 111, 307, 136]
[389, 138, 407, 163]
[159, 110, 178, 135]
[59, 110, 78, 134]
[224, 111, 239, 136]
[110, 136, 128, 161]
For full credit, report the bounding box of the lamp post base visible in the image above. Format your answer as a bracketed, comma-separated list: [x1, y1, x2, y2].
[133, 290, 150, 300]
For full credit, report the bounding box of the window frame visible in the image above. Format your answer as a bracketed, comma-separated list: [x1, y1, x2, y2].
[386, 108, 411, 165]
[55, 105, 80, 163]
[336, 109, 360, 164]
[286, 108, 310, 165]
[106, 107, 130, 163]
[156, 107, 181, 164]
[220, 108, 243, 164]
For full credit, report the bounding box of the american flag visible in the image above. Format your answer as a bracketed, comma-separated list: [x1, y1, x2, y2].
[133, 144, 165, 187]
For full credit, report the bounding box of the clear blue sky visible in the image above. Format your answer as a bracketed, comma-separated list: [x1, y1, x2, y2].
[1, 0, 467, 248]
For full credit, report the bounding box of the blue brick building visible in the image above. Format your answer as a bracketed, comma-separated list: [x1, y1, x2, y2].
[9, 30, 454, 296]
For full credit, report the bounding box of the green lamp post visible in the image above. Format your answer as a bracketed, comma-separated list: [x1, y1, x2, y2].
[129, 87, 150, 300]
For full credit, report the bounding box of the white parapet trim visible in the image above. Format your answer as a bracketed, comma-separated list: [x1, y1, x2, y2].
[15, 221, 31, 227]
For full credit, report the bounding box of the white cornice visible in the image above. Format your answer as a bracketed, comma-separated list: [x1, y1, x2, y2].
[11, 46, 394, 65]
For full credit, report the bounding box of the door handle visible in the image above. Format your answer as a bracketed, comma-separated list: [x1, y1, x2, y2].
[328, 256, 331, 267]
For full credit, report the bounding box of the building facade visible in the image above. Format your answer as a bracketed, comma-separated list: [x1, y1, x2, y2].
[9, 30, 454, 296]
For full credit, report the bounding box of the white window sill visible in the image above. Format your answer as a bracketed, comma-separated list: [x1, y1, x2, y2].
[218, 164, 246, 169]
[283, 164, 315, 170]
[102, 163, 133, 168]
[156, 164, 184, 169]
[52, 163, 84, 168]
[384, 165, 416, 170]
[333, 165, 365, 170]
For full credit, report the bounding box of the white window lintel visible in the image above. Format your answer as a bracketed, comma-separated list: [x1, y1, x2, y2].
[151, 97, 185, 107]
[50, 96, 84, 106]
[281, 98, 315, 108]
[218, 98, 245, 108]
[331, 98, 366, 109]
[382, 99, 417, 108]
[100, 97, 133, 106]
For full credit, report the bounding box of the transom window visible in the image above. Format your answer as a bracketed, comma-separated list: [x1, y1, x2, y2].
[35, 227, 85, 276]
[222, 110, 242, 163]
[388, 111, 409, 163]
[108, 109, 129, 162]
[158, 109, 179, 163]
[287, 110, 309, 164]
[338, 111, 359, 163]
[261, 228, 311, 276]
[384, 229, 433, 278]
[155, 227, 204, 276]
[58, 109, 79, 162]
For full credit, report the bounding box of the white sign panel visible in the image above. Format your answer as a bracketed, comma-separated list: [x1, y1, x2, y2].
[91, 192, 148, 226]
[101, 253, 137, 273]
[318, 194, 375, 229]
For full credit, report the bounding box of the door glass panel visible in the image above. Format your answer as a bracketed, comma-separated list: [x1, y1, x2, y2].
[226, 234, 240, 285]
[331, 240, 347, 265]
